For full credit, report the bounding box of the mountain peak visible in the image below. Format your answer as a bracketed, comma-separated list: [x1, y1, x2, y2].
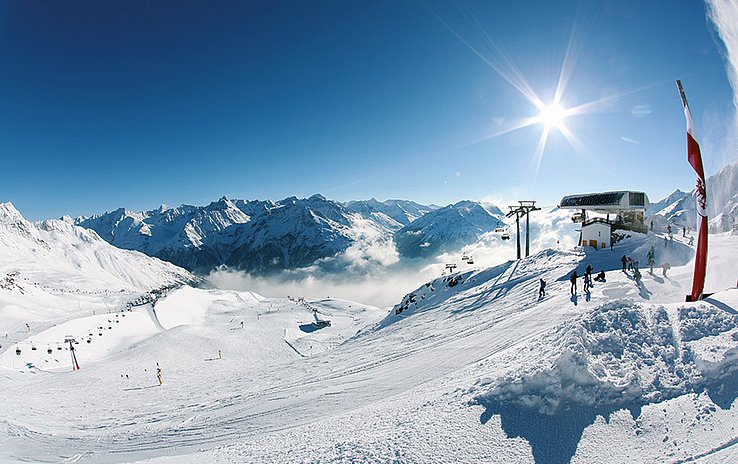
[0, 202, 25, 223]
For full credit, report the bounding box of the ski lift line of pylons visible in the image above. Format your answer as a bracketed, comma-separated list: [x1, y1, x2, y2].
[10, 313, 123, 356]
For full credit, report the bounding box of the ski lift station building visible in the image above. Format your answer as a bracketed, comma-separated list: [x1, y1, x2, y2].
[559, 191, 650, 250]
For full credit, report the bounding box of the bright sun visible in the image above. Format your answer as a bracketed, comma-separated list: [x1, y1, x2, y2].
[537, 103, 567, 131]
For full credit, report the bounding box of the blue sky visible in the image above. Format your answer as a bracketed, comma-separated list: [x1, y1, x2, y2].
[1, 0, 736, 220]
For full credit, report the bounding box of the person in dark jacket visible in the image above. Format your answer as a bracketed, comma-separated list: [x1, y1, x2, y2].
[570, 271, 578, 295]
[539, 279, 546, 298]
[621, 255, 627, 272]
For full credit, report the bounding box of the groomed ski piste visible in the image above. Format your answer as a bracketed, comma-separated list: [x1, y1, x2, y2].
[1, 205, 737, 464]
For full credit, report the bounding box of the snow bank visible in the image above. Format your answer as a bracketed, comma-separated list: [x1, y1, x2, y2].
[474, 299, 738, 415]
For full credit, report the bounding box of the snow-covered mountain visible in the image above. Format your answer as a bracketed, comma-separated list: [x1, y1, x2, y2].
[219, 195, 359, 273]
[0, 202, 193, 292]
[645, 189, 689, 217]
[649, 162, 738, 233]
[77, 196, 486, 273]
[394, 200, 506, 258]
[78, 195, 414, 274]
[345, 198, 438, 231]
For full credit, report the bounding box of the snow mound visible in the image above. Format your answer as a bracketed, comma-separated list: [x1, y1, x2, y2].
[474, 298, 738, 415]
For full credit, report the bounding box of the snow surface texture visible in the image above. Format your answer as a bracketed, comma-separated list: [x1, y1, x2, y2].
[2, 202, 738, 463]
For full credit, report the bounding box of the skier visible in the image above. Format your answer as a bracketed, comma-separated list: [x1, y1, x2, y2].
[621, 255, 627, 272]
[538, 279, 546, 298]
[570, 271, 578, 295]
[662, 262, 671, 277]
[584, 264, 593, 292]
[594, 270, 606, 282]
[650, 220, 654, 231]
[627, 256, 633, 271]
[156, 363, 162, 386]
[667, 224, 672, 237]
[634, 267, 642, 283]
[683, 226, 686, 237]
[689, 236, 694, 246]
[647, 246, 655, 274]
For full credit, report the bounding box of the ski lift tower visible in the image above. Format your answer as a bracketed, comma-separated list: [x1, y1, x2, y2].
[64, 336, 80, 371]
[506, 201, 541, 259]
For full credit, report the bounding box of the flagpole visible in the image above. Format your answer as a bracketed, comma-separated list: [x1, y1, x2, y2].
[676, 80, 708, 302]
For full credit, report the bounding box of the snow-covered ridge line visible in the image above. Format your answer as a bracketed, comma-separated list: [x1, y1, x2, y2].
[73, 195, 507, 274]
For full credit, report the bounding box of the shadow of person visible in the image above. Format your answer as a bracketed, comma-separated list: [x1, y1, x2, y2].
[570, 294, 578, 306]
[477, 399, 643, 464]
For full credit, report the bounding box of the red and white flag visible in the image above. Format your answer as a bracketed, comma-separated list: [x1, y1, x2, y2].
[677, 80, 707, 301]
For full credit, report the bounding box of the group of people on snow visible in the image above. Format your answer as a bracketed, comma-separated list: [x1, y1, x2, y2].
[567, 264, 605, 295]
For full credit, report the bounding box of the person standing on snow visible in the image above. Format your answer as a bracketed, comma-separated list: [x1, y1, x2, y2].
[570, 271, 578, 295]
[621, 255, 627, 272]
[539, 279, 546, 298]
[584, 265, 593, 292]
[647, 247, 655, 273]
[662, 262, 671, 277]
[156, 363, 163, 386]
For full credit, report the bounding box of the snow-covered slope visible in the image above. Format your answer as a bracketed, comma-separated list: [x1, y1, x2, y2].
[649, 162, 738, 233]
[0, 202, 195, 332]
[394, 200, 507, 258]
[0, 202, 193, 294]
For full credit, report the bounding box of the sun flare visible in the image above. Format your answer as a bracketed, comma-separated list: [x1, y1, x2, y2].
[537, 103, 567, 131]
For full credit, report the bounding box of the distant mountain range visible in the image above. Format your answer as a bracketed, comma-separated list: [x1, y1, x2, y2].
[647, 162, 738, 233]
[75, 196, 507, 274]
[58, 162, 738, 275]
